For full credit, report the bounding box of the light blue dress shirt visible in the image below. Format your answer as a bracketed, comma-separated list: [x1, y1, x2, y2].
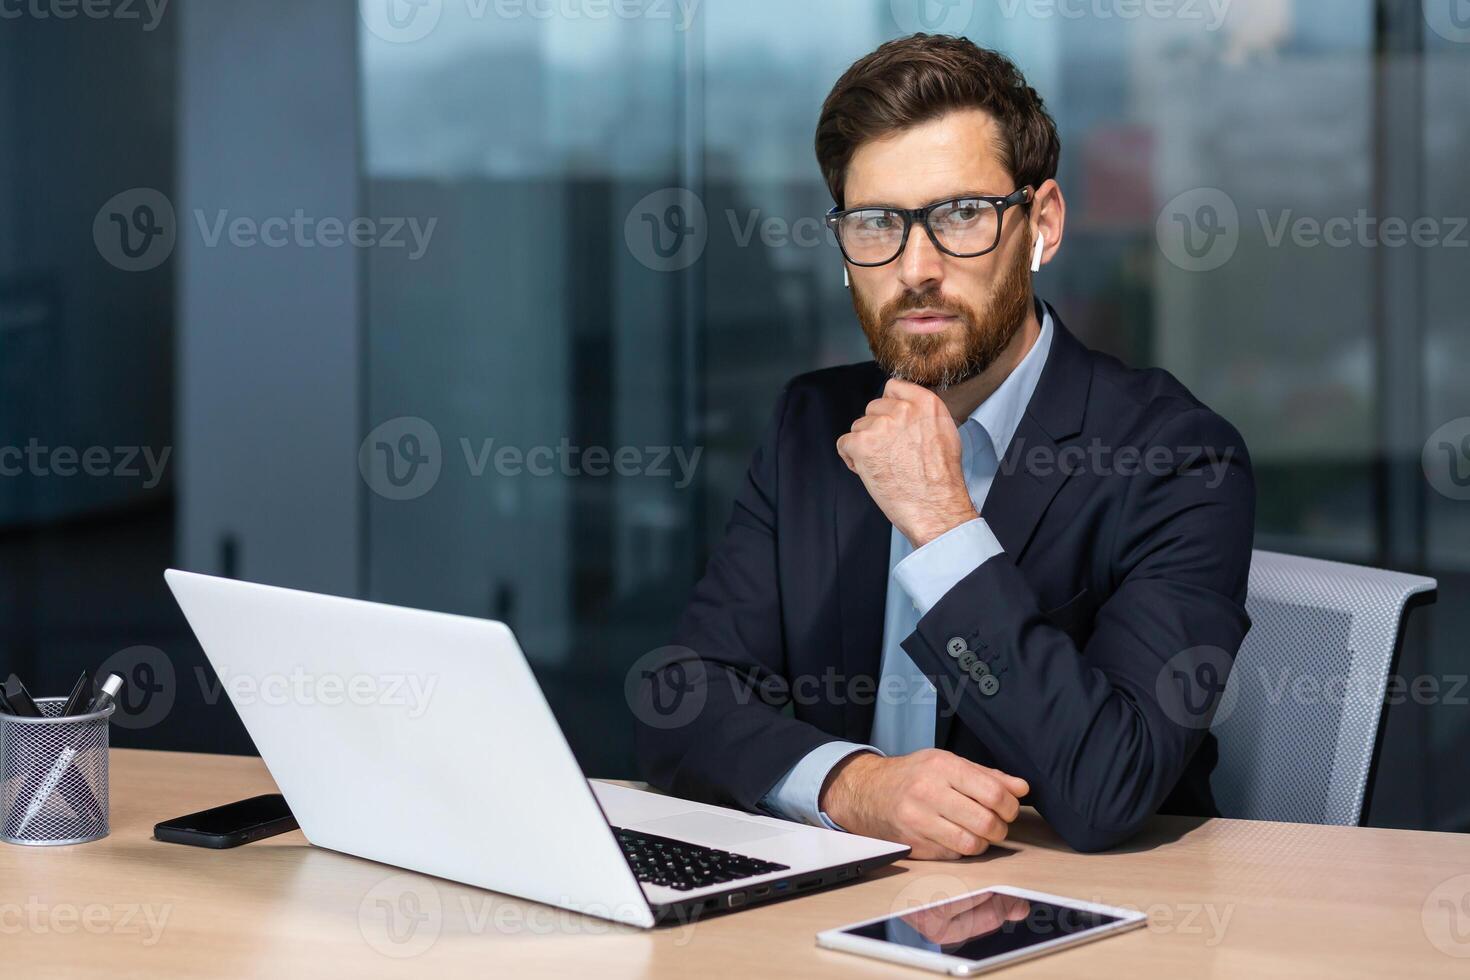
[759, 309, 1055, 828]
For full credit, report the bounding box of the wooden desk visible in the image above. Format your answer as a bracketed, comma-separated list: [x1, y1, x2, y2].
[2, 750, 1467, 978]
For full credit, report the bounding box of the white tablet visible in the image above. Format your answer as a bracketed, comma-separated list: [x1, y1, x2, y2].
[816, 885, 1147, 976]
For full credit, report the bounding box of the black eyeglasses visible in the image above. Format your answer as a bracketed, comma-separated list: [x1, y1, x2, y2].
[824, 187, 1034, 267]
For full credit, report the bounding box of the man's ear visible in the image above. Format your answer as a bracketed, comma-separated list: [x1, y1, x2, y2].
[1029, 178, 1066, 271]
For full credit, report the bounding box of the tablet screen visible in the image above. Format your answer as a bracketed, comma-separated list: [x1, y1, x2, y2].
[841, 890, 1121, 963]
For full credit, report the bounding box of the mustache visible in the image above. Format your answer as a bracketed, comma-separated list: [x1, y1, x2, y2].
[882, 290, 970, 322]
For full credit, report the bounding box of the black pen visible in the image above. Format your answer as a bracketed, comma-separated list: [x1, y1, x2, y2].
[60, 670, 94, 717]
[86, 674, 125, 714]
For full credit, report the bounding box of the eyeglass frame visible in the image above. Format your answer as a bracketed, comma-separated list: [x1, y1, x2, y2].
[824, 186, 1035, 267]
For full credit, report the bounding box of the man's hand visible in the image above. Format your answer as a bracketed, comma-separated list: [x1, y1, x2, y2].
[835, 378, 978, 548]
[819, 749, 1030, 860]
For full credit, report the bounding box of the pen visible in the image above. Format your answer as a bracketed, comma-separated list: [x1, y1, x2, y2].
[15, 746, 78, 836]
[86, 674, 125, 714]
[60, 670, 93, 717]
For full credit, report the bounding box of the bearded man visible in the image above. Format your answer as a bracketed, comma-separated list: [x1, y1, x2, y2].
[634, 34, 1256, 856]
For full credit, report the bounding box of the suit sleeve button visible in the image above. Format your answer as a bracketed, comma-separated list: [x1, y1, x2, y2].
[946, 637, 968, 657]
[978, 674, 1000, 696]
[958, 651, 978, 670]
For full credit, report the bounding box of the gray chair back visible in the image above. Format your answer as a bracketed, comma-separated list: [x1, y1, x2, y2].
[1209, 549, 1436, 825]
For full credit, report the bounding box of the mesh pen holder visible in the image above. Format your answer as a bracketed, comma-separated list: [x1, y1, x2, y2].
[1, 697, 114, 845]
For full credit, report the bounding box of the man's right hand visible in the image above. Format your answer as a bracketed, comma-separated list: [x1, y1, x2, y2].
[818, 749, 1029, 860]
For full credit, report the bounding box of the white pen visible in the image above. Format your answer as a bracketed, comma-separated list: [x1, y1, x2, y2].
[15, 747, 78, 836]
[87, 674, 125, 714]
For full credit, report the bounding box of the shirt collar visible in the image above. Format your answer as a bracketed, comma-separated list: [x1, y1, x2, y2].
[967, 305, 1054, 462]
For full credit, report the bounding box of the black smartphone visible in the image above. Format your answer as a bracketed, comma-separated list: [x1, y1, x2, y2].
[154, 794, 298, 848]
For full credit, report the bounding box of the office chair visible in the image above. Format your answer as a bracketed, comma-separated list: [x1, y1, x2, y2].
[1208, 549, 1437, 826]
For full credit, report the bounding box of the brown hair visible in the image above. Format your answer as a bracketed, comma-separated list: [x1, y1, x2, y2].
[814, 34, 1060, 207]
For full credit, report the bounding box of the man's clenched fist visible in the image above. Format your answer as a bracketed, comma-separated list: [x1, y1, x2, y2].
[835, 378, 979, 548]
[819, 749, 1030, 860]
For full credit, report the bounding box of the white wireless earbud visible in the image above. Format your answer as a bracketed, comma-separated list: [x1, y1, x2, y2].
[1031, 232, 1046, 273]
[843, 266, 850, 288]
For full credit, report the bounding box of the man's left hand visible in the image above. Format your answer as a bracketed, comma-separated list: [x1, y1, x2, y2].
[836, 378, 979, 548]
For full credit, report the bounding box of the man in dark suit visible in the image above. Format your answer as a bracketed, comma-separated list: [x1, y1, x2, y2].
[634, 35, 1255, 855]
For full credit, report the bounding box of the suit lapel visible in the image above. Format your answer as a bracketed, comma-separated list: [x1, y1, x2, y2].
[834, 374, 890, 743]
[936, 305, 1092, 748]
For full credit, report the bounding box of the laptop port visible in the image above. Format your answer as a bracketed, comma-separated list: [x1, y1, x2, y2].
[752, 885, 771, 897]
[726, 892, 747, 909]
[795, 876, 822, 891]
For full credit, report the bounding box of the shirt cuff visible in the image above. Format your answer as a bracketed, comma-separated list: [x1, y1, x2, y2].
[894, 517, 1005, 616]
[758, 741, 882, 830]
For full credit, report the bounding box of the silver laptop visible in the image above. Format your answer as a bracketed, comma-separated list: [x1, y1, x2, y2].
[163, 569, 907, 928]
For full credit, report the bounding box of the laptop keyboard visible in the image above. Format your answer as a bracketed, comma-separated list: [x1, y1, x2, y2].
[613, 826, 790, 892]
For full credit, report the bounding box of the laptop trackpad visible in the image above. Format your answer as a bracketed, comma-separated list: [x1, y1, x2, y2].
[634, 811, 796, 847]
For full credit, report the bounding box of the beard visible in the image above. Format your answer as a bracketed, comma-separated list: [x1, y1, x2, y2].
[853, 227, 1034, 389]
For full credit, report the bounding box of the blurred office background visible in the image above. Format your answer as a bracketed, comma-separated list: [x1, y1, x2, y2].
[0, 0, 1466, 831]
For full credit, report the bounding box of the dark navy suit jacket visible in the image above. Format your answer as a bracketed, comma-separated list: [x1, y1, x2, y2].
[634, 306, 1255, 852]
